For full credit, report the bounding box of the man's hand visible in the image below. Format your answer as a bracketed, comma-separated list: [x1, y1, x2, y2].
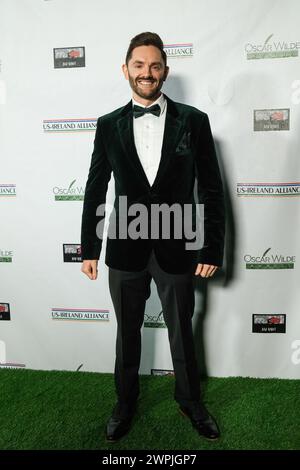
[81, 260, 98, 280]
[195, 263, 219, 278]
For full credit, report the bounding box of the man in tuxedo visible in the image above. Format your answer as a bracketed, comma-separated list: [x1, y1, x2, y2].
[81, 32, 225, 442]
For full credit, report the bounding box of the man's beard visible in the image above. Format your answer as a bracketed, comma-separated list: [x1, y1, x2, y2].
[128, 74, 164, 101]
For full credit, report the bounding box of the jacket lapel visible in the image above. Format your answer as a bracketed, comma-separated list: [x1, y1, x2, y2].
[155, 94, 185, 187]
[117, 101, 149, 187]
[116, 93, 185, 189]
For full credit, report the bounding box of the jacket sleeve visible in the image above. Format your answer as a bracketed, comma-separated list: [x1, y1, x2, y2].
[81, 117, 112, 260]
[195, 113, 225, 267]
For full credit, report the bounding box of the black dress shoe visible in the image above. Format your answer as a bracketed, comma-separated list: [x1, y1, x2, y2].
[179, 403, 220, 440]
[105, 402, 137, 442]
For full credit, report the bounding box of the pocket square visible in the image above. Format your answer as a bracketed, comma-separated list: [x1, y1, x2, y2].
[175, 131, 191, 153]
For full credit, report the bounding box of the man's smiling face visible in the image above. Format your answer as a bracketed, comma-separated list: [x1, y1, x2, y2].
[122, 45, 169, 105]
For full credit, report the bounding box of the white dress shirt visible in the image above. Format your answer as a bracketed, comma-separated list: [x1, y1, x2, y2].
[132, 93, 167, 187]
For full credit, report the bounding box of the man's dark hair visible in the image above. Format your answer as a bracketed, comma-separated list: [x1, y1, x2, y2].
[125, 32, 167, 67]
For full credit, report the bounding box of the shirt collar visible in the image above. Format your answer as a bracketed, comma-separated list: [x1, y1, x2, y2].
[132, 92, 166, 114]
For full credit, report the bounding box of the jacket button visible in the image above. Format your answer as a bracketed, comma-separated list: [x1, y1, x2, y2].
[149, 193, 158, 203]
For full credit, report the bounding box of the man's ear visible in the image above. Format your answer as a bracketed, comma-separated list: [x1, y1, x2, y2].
[122, 63, 129, 80]
[163, 66, 169, 81]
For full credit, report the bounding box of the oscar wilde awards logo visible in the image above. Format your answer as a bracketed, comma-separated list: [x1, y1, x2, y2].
[245, 34, 300, 60]
[53, 179, 84, 201]
[244, 248, 296, 270]
[144, 310, 166, 329]
[252, 314, 286, 333]
[254, 108, 290, 131]
[0, 249, 13, 263]
[63, 244, 82, 263]
[0, 303, 10, 321]
[237, 182, 300, 197]
[53, 47, 85, 68]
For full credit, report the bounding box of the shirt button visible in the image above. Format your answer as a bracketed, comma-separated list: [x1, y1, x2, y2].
[146, 145, 149, 149]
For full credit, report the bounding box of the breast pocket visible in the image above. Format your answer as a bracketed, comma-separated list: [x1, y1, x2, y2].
[174, 148, 192, 158]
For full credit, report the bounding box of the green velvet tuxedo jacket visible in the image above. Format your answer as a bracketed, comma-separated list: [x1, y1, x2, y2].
[81, 93, 225, 274]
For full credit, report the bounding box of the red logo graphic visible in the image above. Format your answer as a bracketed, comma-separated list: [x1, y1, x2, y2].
[268, 316, 281, 324]
[68, 49, 80, 59]
[271, 111, 284, 121]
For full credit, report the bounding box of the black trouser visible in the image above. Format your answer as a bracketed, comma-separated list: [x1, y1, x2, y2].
[108, 249, 201, 408]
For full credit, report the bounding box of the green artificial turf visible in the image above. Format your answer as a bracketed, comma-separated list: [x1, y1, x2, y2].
[0, 369, 299, 450]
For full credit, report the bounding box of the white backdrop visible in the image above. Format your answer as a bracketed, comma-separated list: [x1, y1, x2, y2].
[1, 0, 300, 379]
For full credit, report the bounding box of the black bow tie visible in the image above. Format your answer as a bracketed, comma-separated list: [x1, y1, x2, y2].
[133, 103, 161, 118]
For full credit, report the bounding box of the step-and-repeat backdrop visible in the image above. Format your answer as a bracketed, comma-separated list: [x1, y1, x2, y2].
[1, 0, 300, 378]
